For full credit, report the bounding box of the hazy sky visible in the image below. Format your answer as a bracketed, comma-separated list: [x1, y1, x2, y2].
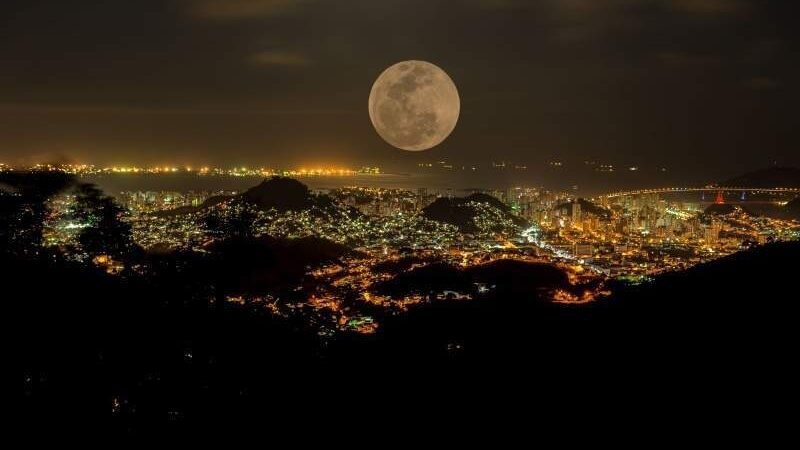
[1, 0, 798, 178]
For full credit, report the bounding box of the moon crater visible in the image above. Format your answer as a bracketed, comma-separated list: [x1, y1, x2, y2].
[369, 60, 460, 151]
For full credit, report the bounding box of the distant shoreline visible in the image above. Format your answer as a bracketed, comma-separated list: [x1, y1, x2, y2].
[74, 167, 705, 198]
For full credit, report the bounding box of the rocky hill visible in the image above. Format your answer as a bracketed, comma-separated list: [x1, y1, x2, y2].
[422, 193, 526, 234]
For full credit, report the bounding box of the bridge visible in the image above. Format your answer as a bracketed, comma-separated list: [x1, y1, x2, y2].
[596, 186, 800, 200]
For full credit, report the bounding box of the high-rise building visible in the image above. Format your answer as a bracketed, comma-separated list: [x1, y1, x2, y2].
[415, 188, 429, 211]
[571, 201, 582, 224]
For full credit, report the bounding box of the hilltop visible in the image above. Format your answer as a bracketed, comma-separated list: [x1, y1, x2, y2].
[554, 198, 611, 219]
[153, 176, 336, 217]
[240, 177, 317, 211]
[422, 193, 527, 234]
[704, 203, 738, 216]
[721, 167, 800, 188]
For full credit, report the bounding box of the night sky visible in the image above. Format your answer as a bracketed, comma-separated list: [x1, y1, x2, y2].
[1, 0, 798, 179]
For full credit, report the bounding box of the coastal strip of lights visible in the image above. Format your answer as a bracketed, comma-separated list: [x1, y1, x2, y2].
[0, 163, 381, 177]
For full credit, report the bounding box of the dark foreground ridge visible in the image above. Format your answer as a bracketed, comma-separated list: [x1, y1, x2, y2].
[15, 239, 799, 434]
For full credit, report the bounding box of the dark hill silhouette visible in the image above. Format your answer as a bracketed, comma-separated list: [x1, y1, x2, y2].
[241, 176, 315, 211]
[372, 263, 472, 297]
[467, 259, 569, 298]
[204, 235, 355, 296]
[605, 240, 800, 346]
[346, 241, 800, 374]
[370, 255, 436, 274]
[467, 192, 510, 211]
[371, 259, 569, 299]
[721, 167, 800, 188]
[422, 193, 526, 233]
[153, 177, 338, 218]
[555, 198, 611, 219]
[785, 197, 800, 218]
[16, 234, 800, 435]
[0, 170, 75, 197]
[738, 195, 800, 221]
[704, 203, 738, 215]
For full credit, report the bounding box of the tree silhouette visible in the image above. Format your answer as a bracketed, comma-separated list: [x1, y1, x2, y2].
[0, 171, 74, 256]
[204, 203, 257, 240]
[73, 183, 136, 260]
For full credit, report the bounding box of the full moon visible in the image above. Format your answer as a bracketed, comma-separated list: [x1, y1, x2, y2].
[368, 60, 460, 151]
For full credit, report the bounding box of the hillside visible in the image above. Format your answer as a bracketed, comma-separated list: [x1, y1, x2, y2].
[721, 167, 800, 188]
[704, 203, 738, 215]
[240, 176, 316, 211]
[205, 235, 355, 295]
[786, 197, 800, 217]
[371, 259, 569, 299]
[422, 193, 527, 233]
[361, 240, 800, 368]
[153, 176, 335, 217]
[555, 198, 611, 219]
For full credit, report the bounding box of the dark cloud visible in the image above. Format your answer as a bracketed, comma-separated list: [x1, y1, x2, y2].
[657, 51, 723, 68]
[745, 77, 781, 91]
[249, 50, 312, 66]
[667, 0, 748, 15]
[186, 0, 312, 19]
